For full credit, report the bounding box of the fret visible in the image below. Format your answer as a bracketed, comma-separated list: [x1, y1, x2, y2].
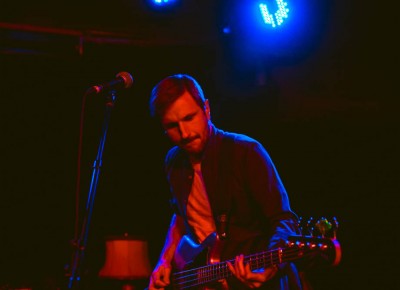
[172, 233, 341, 289]
[270, 249, 274, 266]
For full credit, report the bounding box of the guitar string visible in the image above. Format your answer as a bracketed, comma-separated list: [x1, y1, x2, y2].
[172, 247, 313, 288]
[173, 252, 296, 289]
[173, 253, 303, 289]
[172, 238, 336, 288]
[172, 242, 336, 289]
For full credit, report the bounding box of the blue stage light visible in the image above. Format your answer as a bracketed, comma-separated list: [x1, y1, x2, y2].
[259, 0, 289, 28]
[152, 0, 177, 6]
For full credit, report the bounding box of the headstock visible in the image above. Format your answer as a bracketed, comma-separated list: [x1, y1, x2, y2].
[290, 216, 342, 266]
[298, 216, 339, 239]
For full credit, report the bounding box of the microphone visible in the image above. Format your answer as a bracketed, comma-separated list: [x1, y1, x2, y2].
[86, 71, 134, 94]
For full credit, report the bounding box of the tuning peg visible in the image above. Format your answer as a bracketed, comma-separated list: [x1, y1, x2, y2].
[297, 216, 312, 236]
[315, 217, 333, 238]
[297, 216, 304, 234]
[331, 216, 339, 239]
[305, 217, 315, 236]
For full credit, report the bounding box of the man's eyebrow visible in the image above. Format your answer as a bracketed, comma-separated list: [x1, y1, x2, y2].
[163, 121, 178, 128]
[183, 112, 196, 120]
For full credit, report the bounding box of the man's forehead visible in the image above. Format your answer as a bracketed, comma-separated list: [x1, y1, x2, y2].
[163, 93, 201, 118]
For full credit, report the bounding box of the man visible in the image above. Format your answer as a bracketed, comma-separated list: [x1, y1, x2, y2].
[147, 74, 306, 289]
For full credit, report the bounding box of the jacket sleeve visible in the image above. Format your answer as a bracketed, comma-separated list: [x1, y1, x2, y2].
[164, 147, 182, 216]
[244, 141, 300, 249]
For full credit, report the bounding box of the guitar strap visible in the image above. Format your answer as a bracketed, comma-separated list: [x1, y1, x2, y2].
[215, 136, 234, 240]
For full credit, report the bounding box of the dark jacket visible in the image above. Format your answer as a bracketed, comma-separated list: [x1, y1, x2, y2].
[165, 125, 307, 289]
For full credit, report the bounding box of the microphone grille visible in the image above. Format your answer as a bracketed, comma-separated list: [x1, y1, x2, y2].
[116, 71, 134, 89]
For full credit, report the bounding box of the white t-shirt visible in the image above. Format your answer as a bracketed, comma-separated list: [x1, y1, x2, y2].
[186, 162, 216, 243]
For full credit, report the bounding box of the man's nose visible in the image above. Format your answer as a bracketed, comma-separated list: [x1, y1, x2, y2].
[178, 122, 189, 138]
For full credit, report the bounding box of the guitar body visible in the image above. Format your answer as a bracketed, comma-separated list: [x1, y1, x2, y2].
[172, 232, 227, 290]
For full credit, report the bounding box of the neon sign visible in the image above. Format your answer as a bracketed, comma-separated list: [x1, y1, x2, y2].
[259, 0, 289, 28]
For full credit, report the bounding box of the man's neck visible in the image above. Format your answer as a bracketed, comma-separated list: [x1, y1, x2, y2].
[189, 154, 202, 165]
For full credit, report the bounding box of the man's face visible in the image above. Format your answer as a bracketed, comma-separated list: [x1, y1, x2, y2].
[161, 91, 210, 156]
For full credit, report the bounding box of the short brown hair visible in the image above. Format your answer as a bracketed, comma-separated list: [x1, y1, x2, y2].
[149, 74, 206, 118]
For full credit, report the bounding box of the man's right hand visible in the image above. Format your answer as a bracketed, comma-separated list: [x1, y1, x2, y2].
[148, 261, 172, 290]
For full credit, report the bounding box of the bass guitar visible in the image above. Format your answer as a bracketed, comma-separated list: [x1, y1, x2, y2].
[171, 217, 341, 290]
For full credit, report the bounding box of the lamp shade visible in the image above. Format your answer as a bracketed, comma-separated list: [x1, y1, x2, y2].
[99, 235, 152, 280]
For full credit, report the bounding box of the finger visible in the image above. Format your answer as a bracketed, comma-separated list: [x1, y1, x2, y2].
[243, 264, 264, 284]
[149, 286, 164, 290]
[151, 272, 168, 288]
[164, 267, 171, 284]
[155, 280, 168, 288]
[244, 262, 254, 277]
[149, 279, 165, 290]
[236, 254, 246, 277]
[227, 261, 235, 274]
[264, 265, 279, 280]
[244, 264, 278, 288]
[231, 256, 245, 282]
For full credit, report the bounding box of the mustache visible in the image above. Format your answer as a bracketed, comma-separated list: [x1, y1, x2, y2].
[181, 136, 198, 145]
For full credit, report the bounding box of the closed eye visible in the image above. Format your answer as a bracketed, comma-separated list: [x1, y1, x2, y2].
[183, 113, 196, 122]
[164, 122, 178, 130]
[163, 111, 198, 130]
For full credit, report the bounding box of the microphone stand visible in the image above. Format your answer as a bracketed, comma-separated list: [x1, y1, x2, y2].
[67, 89, 117, 289]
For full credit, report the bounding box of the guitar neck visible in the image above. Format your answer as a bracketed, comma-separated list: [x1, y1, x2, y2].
[172, 247, 297, 289]
[172, 235, 341, 290]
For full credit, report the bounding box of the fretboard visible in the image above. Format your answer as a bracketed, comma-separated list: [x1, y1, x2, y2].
[172, 246, 301, 289]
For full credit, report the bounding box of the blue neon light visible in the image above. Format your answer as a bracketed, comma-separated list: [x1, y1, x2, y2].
[153, 0, 175, 5]
[259, 0, 289, 28]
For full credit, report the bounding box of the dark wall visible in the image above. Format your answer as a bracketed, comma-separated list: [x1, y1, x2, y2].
[0, 1, 398, 289]
[0, 44, 216, 288]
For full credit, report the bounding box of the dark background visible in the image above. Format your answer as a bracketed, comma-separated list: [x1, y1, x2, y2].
[0, 0, 398, 289]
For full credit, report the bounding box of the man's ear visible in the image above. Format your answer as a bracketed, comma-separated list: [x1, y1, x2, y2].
[204, 99, 211, 120]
